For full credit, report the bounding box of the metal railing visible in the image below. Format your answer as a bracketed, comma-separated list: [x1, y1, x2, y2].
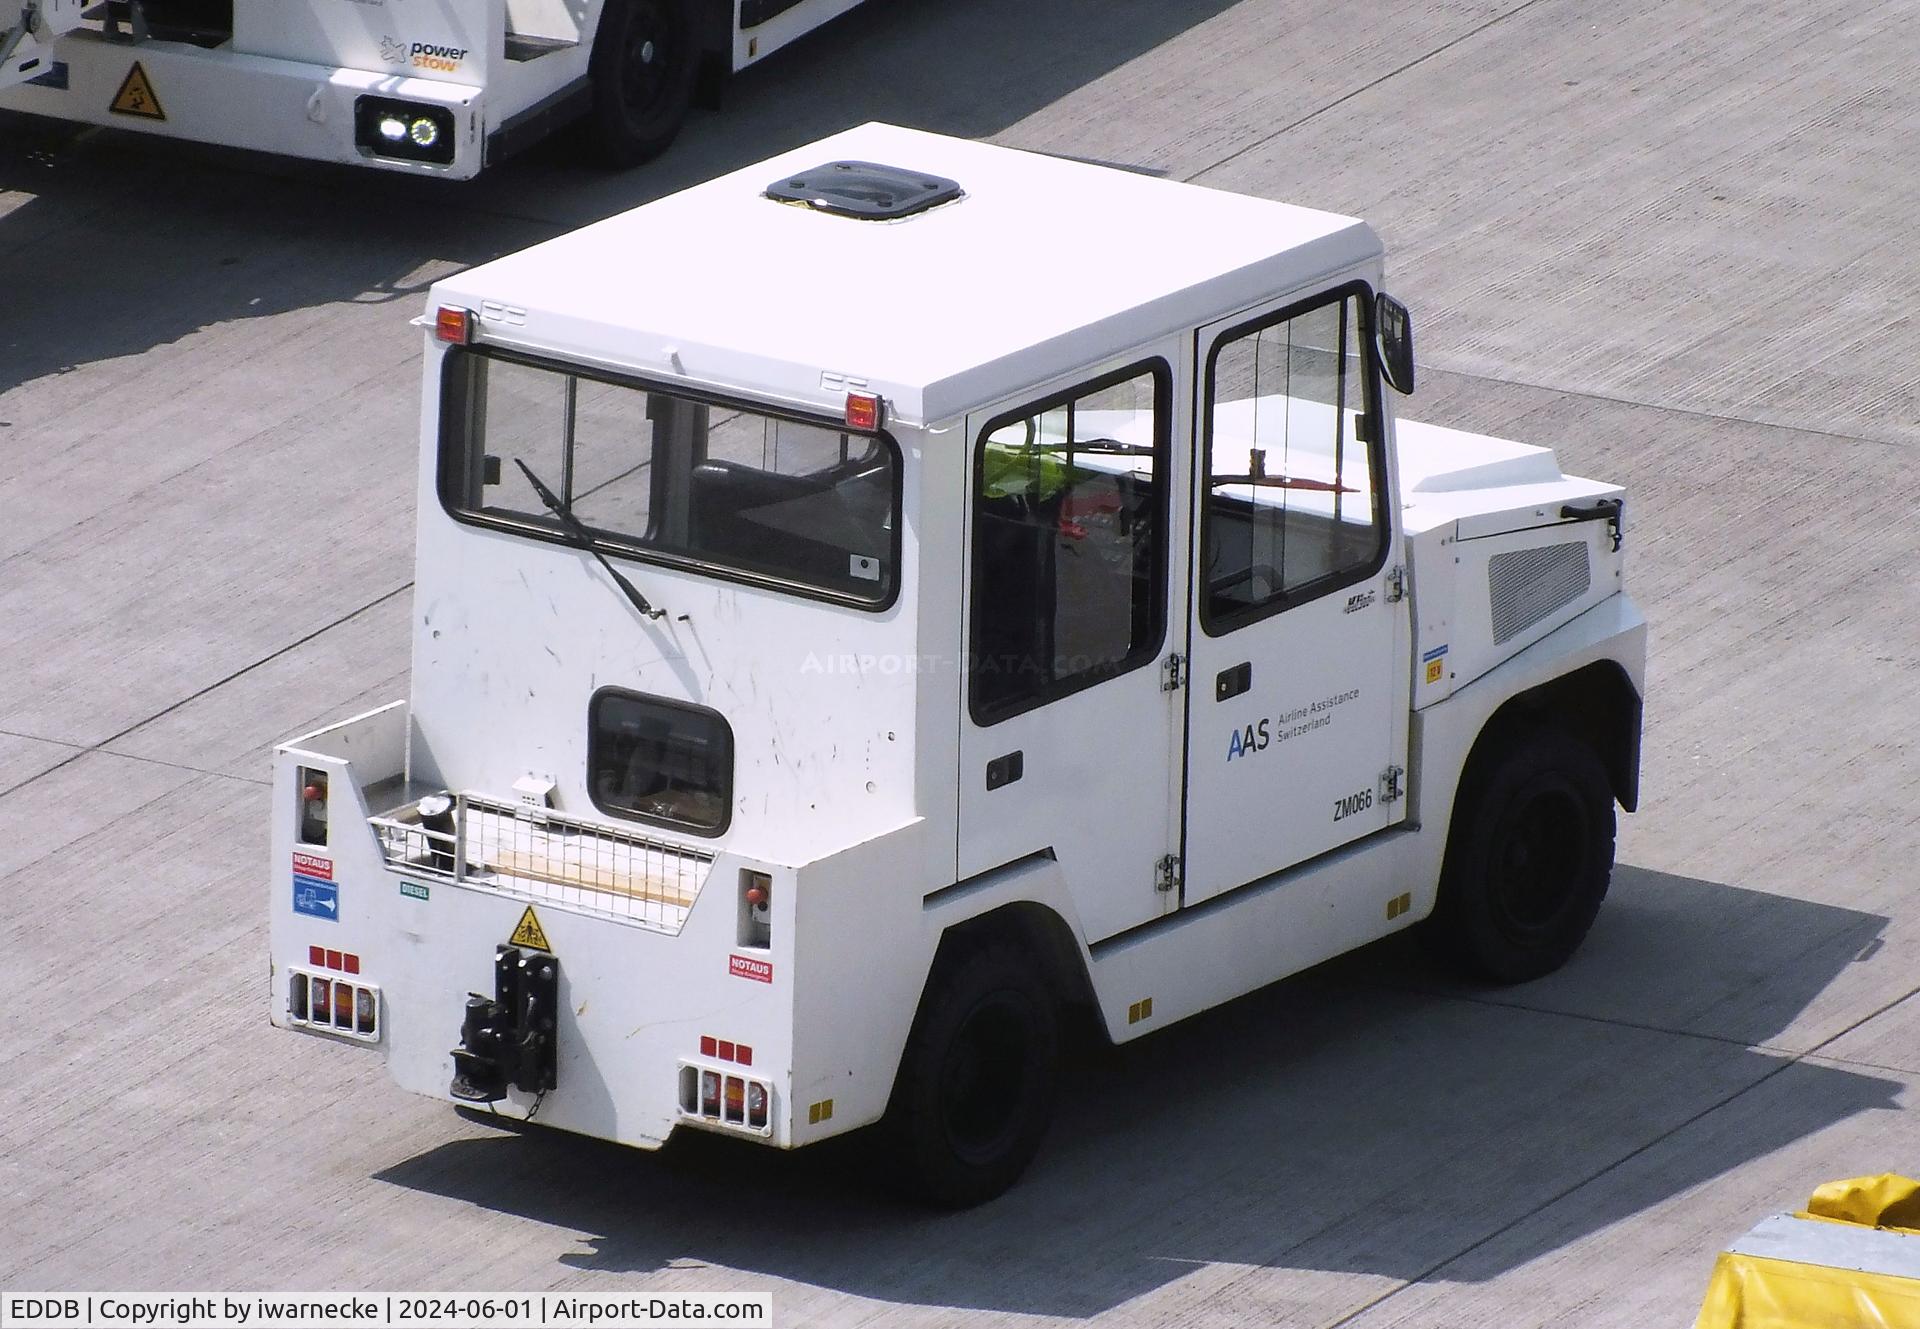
[369, 792, 713, 933]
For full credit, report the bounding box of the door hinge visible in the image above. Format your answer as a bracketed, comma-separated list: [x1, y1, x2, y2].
[1155, 853, 1181, 893]
[1161, 652, 1185, 692]
[1385, 564, 1407, 602]
[1380, 765, 1405, 803]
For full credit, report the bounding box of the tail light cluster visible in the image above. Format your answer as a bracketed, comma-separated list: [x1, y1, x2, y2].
[288, 967, 379, 1042]
[677, 1062, 771, 1135]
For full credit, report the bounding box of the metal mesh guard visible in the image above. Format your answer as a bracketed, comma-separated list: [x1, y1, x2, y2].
[370, 793, 714, 934]
[1489, 541, 1591, 645]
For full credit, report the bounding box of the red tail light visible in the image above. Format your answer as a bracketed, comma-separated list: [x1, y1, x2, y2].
[435, 306, 472, 344]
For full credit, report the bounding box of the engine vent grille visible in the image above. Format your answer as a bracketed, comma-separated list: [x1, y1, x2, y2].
[1489, 542, 1591, 644]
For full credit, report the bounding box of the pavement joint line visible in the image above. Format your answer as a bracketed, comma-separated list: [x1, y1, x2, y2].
[1801, 1051, 1920, 1078]
[0, 581, 412, 802]
[98, 750, 272, 788]
[1182, 0, 1555, 188]
[1419, 361, 1912, 452]
[2, 354, 421, 563]
[1319, 973, 1920, 1327]
[1360, 979, 1769, 1054]
[0, 762, 262, 890]
[0, 726, 87, 752]
[1, 728, 268, 788]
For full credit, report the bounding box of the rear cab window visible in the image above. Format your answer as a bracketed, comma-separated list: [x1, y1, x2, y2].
[588, 690, 733, 835]
[438, 348, 901, 605]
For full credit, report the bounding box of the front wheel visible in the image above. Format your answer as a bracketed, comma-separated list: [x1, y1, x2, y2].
[885, 941, 1059, 1207]
[584, 0, 698, 167]
[1425, 726, 1616, 983]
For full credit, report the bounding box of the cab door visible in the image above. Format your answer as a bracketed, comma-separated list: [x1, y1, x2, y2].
[1181, 283, 1410, 906]
[958, 347, 1189, 943]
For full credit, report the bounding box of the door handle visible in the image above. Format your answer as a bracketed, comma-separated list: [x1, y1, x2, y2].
[1216, 662, 1252, 701]
[1560, 497, 1624, 550]
[985, 750, 1024, 790]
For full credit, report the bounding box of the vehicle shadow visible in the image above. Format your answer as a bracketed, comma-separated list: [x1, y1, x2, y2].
[0, 0, 1237, 400]
[373, 865, 1899, 1317]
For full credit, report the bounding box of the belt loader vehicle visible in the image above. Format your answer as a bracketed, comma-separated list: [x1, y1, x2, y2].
[268, 123, 1647, 1204]
[0, 0, 871, 175]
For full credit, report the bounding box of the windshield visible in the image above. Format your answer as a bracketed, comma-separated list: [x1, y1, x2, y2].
[438, 349, 900, 604]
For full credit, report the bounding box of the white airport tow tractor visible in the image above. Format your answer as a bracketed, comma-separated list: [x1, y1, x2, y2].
[268, 123, 1647, 1204]
[0, 0, 869, 176]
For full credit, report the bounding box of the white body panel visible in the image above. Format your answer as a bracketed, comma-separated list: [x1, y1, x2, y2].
[732, 0, 868, 67]
[265, 125, 1648, 1155]
[1399, 418, 1628, 706]
[1182, 295, 1414, 904]
[955, 337, 1192, 943]
[233, 3, 497, 84]
[0, 1, 873, 177]
[0, 35, 488, 173]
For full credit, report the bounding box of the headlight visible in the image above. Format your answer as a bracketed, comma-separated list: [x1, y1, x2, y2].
[353, 97, 456, 165]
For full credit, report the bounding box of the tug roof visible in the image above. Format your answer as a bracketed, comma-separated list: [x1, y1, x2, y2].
[434, 122, 1382, 424]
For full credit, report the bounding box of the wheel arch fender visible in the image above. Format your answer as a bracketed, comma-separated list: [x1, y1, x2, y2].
[1461, 659, 1642, 813]
[929, 900, 1099, 1027]
[881, 893, 1101, 1120]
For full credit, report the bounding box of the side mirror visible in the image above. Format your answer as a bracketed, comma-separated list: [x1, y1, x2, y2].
[1374, 292, 1415, 395]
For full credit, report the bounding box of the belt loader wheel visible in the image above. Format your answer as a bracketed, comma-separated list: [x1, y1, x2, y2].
[586, 0, 698, 167]
[886, 939, 1060, 1207]
[1426, 726, 1615, 983]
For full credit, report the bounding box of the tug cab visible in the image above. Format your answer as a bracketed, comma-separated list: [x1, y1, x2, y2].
[268, 123, 1646, 1204]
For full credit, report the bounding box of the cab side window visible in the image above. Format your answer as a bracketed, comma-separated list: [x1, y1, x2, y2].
[1202, 289, 1385, 632]
[970, 363, 1169, 724]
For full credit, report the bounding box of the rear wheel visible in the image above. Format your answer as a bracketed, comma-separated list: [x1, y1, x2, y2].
[585, 0, 698, 167]
[1426, 726, 1615, 983]
[886, 941, 1059, 1207]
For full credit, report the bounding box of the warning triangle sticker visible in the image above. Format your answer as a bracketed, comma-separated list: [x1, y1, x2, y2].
[509, 905, 551, 952]
[109, 62, 165, 120]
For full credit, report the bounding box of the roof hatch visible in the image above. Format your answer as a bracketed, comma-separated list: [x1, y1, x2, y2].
[764, 160, 962, 220]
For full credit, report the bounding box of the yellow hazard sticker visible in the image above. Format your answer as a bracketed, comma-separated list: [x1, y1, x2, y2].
[109, 62, 165, 120]
[1426, 658, 1445, 684]
[509, 905, 551, 952]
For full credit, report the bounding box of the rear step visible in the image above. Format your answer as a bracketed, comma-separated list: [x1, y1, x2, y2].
[505, 33, 576, 62]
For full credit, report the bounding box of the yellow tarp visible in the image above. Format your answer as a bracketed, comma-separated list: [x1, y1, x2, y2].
[1695, 1177, 1920, 1329]
[1695, 1252, 1920, 1329]
[1804, 1176, 1920, 1234]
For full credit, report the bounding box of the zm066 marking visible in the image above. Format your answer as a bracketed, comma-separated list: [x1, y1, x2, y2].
[1333, 788, 1374, 822]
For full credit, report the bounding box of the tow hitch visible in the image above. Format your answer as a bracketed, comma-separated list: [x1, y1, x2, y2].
[449, 945, 559, 1103]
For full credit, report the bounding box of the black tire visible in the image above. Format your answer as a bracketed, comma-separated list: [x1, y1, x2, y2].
[585, 0, 698, 167]
[1426, 726, 1615, 983]
[885, 940, 1059, 1207]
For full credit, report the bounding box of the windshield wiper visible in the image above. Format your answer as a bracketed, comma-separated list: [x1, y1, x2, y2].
[513, 458, 666, 621]
[1027, 436, 1155, 458]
